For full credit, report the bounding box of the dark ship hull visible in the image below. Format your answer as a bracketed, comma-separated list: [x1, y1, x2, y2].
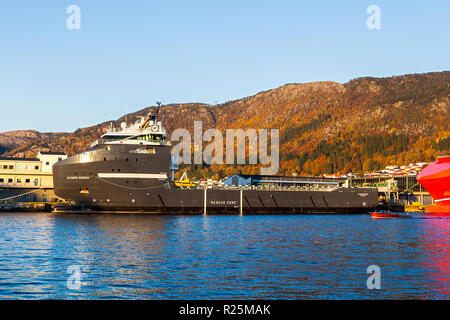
[53, 143, 378, 214]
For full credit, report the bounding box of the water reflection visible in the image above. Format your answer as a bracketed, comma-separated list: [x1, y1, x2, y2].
[0, 213, 58, 298]
[0, 213, 449, 299]
[419, 217, 450, 298]
[56, 214, 174, 298]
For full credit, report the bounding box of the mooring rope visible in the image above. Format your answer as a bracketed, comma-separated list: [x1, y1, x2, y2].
[95, 176, 168, 190]
[0, 188, 44, 201]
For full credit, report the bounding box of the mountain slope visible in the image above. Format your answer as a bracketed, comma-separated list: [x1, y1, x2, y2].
[0, 130, 67, 156]
[2, 71, 449, 178]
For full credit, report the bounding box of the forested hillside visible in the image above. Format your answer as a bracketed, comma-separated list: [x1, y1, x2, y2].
[2, 71, 449, 179]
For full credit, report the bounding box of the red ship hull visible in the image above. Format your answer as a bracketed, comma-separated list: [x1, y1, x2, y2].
[417, 156, 450, 214]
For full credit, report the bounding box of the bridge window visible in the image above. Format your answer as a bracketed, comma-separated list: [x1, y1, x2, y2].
[104, 135, 131, 140]
[134, 134, 164, 142]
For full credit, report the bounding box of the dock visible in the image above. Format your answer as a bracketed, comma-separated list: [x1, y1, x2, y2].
[349, 176, 433, 211]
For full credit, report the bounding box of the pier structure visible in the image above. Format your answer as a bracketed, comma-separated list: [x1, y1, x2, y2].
[222, 173, 432, 211]
[349, 176, 433, 207]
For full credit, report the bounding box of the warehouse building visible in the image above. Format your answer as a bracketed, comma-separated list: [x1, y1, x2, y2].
[224, 174, 345, 188]
[0, 152, 67, 204]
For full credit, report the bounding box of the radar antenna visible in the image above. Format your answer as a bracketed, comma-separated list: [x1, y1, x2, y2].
[141, 102, 162, 130]
[155, 101, 161, 118]
[149, 101, 161, 122]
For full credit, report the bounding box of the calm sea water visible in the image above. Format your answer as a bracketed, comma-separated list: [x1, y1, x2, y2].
[0, 212, 448, 299]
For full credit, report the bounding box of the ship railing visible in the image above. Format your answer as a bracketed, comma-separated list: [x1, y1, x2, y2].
[92, 139, 169, 146]
[197, 185, 341, 192]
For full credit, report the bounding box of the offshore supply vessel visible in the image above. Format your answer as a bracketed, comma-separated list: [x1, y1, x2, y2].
[417, 156, 450, 215]
[53, 111, 378, 214]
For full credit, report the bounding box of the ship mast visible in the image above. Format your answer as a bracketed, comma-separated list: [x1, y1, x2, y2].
[152, 101, 161, 122]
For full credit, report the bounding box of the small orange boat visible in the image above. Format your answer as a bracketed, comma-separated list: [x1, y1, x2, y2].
[370, 211, 412, 219]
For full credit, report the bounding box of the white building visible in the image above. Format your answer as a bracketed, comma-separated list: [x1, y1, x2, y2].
[0, 151, 68, 204]
[37, 152, 67, 173]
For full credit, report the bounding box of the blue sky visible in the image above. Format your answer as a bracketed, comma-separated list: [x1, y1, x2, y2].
[0, 0, 449, 132]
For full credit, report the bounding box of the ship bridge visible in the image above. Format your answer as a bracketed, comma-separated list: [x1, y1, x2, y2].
[90, 112, 169, 148]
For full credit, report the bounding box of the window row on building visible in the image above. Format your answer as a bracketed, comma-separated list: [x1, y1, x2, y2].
[1, 164, 40, 171]
[0, 177, 40, 186]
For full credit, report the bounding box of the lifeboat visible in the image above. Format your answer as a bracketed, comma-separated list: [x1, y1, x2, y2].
[174, 171, 196, 188]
